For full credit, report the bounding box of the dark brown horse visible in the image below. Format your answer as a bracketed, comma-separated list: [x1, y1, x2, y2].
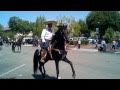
[0, 38, 3, 49]
[33, 25, 76, 79]
[16, 38, 22, 52]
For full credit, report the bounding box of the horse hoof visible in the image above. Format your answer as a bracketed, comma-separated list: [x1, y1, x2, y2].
[72, 74, 76, 79]
[58, 77, 61, 79]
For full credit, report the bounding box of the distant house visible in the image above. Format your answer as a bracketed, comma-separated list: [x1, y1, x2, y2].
[3, 27, 11, 32]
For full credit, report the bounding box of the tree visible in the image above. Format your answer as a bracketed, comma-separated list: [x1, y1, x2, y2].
[34, 16, 46, 37]
[57, 16, 81, 37]
[0, 24, 3, 30]
[0, 24, 4, 37]
[103, 27, 114, 43]
[8, 16, 35, 34]
[8, 16, 22, 32]
[86, 11, 120, 38]
[78, 20, 90, 37]
[113, 31, 120, 41]
[90, 31, 96, 38]
[70, 21, 81, 37]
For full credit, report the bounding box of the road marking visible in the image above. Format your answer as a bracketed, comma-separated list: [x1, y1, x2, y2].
[0, 64, 26, 77]
[17, 74, 23, 77]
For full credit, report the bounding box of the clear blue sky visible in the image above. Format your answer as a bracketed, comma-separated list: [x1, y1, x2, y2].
[0, 11, 90, 27]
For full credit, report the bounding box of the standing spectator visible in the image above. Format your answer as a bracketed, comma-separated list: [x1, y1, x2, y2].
[101, 39, 106, 51]
[112, 40, 116, 50]
[78, 39, 81, 49]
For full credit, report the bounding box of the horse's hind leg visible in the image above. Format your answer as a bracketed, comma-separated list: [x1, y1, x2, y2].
[39, 65, 45, 78]
[55, 60, 60, 79]
[20, 46, 21, 52]
[43, 65, 46, 76]
[18, 46, 19, 51]
[62, 57, 76, 79]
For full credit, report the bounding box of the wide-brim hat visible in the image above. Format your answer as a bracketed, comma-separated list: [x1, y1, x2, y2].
[44, 21, 57, 25]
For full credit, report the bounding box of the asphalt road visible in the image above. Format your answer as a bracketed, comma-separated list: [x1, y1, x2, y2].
[0, 45, 120, 79]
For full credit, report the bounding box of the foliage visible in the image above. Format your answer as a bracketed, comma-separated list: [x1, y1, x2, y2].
[103, 27, 114, 43]
[81, 40, 89, 45]
[78, 20, 90, 37]
[86, 11, 120, 38]
[57, 16, 81, 37]
[34, 16, 46, 37]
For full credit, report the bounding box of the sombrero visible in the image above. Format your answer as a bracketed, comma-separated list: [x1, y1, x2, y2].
[44, 20, 57, 25]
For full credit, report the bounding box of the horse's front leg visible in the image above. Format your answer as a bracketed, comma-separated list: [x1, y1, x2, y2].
[20, 46, 21, 52]
[43, 65, 46, 76]
[62, 57, 76, 79]
[39, 65, 45, 78]
[55, 60, 60, 79]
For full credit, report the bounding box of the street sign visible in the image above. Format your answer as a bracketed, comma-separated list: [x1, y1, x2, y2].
[96, 28, 99, 34]
[96, 28, 99, 33]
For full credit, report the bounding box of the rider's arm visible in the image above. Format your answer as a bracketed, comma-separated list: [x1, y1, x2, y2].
[41, 29, 46, 42]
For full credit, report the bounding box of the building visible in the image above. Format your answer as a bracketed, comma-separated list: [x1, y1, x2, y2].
[3, 27, 11, 32]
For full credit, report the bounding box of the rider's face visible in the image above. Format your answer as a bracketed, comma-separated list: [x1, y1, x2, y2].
[48, 24, 52, 28]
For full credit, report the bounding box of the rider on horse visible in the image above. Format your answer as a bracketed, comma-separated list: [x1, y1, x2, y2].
[40, 20, 69, 63]
[40, 21, 56, 63]
[0, 36, 3, 46]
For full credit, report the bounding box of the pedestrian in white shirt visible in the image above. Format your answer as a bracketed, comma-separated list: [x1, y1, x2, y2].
[112, 40, 116, 50]
[78, 39, 81, 49]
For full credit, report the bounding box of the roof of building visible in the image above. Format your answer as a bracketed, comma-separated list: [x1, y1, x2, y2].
[3, 27, 11, 31]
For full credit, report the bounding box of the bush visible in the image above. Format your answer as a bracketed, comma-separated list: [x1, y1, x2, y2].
[69, 41, 74, 45]
[69, 40, 78, 45]
[81, 40, 89, 45]
[103, 27, 114, 43]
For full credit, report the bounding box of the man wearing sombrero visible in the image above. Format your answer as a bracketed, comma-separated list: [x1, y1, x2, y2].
[40, 20, 57, 63]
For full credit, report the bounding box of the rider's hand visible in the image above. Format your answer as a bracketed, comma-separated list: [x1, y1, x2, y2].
[57, 49, 61, 54]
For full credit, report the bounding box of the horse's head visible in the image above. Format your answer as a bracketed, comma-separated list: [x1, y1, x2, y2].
[55, 24, 69, 43]
[57, 24, 67, 34]
[34, 49, 40, 57]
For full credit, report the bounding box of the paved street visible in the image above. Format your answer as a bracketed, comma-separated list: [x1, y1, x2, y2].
[0, 45, 120, 79]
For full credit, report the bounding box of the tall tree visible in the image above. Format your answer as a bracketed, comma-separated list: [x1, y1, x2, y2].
[86, 11, 120, 38]
[34, 16, 46, 37]
[78, 20, 90, 37]
[57, 16, 81, 37]
[0, 24, 3, 36]
[8, 16, 22, 32]
[103, 27, 114, 43]
[8, 16, 36, 34]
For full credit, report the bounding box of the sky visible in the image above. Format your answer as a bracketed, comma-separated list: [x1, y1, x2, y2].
[0, 11, 90, 27]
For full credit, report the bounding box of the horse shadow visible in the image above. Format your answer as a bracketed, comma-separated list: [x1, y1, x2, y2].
[32, 74, 57, 79]
[0, 77, 16, 79]
[12, 50, 21, 53]
[0, 47, 2, 50]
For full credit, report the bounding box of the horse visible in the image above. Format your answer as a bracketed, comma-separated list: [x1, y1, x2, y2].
[33, 25, 76, 79]
[0, 38, 3, 49]
[16, 38, 22, 52]
[12, 41, 16, 52]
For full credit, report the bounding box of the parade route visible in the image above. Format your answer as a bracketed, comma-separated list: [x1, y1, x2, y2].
[0, 45, 120, 79]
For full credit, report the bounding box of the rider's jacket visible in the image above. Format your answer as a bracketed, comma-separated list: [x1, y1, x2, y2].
[41, 28, 54, 43]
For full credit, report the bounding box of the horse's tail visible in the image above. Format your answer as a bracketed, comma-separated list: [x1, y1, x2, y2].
[33, 49, 40, 74]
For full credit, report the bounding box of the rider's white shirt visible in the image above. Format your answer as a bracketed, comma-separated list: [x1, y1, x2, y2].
[41, 28, 54, 42]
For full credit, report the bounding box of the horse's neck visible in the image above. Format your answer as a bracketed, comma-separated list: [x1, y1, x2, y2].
[51, 33, 65, 50]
